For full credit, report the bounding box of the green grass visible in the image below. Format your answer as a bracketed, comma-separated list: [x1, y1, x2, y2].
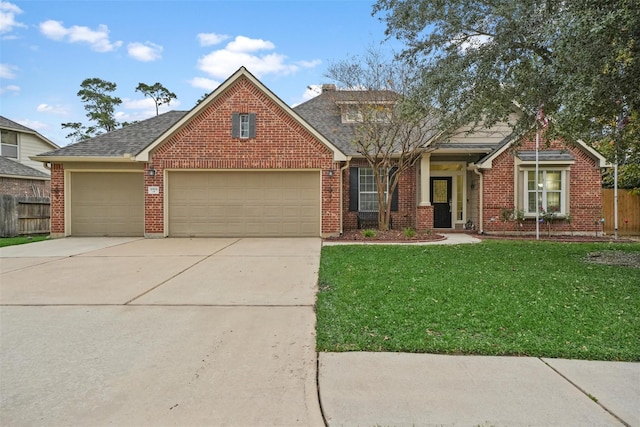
[0, 235, 49, 248]
[316, 240, 640, 361]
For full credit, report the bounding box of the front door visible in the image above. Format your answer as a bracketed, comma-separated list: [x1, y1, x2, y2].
[431, 177, 452, 228]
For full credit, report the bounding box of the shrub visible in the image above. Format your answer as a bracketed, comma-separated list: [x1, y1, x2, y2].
[362, 229, 376, 238]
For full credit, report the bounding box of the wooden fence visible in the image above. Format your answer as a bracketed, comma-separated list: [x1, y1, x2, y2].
[0, 195, 50, 237]
[602, 189, 640, 235]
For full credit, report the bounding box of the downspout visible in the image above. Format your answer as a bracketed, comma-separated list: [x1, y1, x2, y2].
[339, 158, 351, 235]
[472, 166, 484, 234]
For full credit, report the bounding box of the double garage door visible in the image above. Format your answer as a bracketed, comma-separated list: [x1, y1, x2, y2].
[69, 171, 320, 237]
[168, 171, 320, 237]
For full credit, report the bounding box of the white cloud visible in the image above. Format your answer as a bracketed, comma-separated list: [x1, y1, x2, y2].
[36, 103, 69, 115]
[290, 85, 321, 107]
[188, 77, 221, 91]
[0, 63, 17, 79]
[127, 41, 162, 61]
[297, 59, 322, 69]
[197, 35, 321, 80]
[39, 20, 123, 52]
[0, 83, 19, 94]
[226, 35, 274, 53]
[0, 1, 27, 35]
[197, 32, 230, 47]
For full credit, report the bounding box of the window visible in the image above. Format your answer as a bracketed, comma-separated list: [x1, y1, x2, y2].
[341, 104, 392, 123]
[359, 168, 379, 211]
[525, 169, 566, 215]
[349, 166, 398, 212]
[1, 130, 18, 158]
[231, 112, 256, 139]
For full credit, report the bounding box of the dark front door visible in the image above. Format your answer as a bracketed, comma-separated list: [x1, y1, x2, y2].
[431, 177, 452, 228]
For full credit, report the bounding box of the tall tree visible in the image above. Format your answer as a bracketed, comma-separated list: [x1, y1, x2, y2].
[135, 82, 177, 116]
[60, 122, 98, 142]
[77, 78, 122, 133]
[326, 48, 443, 230]
[374, 0, 640, 190]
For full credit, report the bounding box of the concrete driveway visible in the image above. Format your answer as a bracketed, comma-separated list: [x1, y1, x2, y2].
[0, 237, 324, 426]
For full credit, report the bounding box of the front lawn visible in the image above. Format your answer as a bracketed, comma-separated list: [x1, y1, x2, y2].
[0, 235, 49, 248]
[316, 241, 640, 361]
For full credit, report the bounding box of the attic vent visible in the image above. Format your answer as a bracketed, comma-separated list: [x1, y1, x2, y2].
[322, 84, 336, 93]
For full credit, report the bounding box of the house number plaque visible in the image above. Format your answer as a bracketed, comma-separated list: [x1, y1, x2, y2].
[147, 186, 160, 195]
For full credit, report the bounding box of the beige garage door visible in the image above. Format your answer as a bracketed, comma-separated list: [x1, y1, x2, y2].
[70, 172, 144, 236]
[168, 171, 320, 237]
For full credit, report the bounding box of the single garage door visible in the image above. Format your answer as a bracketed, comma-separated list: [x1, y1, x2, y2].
[168, 171, 320, 237]
[70, 172, 144, 236]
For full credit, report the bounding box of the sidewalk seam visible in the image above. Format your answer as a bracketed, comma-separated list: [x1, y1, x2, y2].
[539, 358, 631, 427]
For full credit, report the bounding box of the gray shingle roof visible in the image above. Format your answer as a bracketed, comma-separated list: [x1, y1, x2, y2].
[517, 150, 575, 162]
[0, 116, 36, 133]
[293, 91, 362, 155]
[0, 156, 50, 179]
[37, 111, 188, 158]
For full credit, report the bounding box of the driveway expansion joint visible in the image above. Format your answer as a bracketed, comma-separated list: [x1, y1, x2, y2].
[539, 357, 631, 427]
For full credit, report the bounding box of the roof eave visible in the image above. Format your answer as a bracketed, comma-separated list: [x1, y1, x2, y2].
[31, 155, 138, 163]
[0, 173, 49, 180]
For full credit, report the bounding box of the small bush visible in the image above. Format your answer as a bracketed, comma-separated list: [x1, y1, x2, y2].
[362, 229, 376, 238]
[403, 227, 416, 238]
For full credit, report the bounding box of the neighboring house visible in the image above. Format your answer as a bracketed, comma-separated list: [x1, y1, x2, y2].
[33, 67, 607, 238]
[0, 116, 59, 197]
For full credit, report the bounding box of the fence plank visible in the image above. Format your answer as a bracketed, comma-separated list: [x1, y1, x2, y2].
[0, 196, 50, 237]
[602, 189, 640, 235]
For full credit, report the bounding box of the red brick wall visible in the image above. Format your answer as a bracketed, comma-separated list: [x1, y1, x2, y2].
[342, 159, 418, 231]
[482, 138, 603, 235]
[147, 76, 341, 236]
[0, 177, 49, 197]
[50, 163, 65, 236]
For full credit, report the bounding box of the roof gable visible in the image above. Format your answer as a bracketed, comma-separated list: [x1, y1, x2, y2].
[0, 115, 59, 150]
[136, 67, 346, 162]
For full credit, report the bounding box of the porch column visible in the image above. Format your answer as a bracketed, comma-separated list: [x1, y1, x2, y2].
[419, 153, 431, 206]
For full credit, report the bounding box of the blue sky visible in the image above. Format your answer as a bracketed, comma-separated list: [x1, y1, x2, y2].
[0, 0, 402, 146]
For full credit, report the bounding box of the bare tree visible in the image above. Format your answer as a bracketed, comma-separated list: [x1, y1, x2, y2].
[326, 48, 444, 230]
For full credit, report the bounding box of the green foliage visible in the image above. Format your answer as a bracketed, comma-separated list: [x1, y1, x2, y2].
[362, 229, 377, 238]
[135, 82, 177, 116]
[374, 0, 640, 190]
[317, 241, 640, 360]
[60, 121, 98, 142]
[77, 77, 122, 133]
[403, 227, 416, 238]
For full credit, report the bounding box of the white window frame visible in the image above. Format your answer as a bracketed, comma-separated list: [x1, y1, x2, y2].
[358, 167, 389, 212]
[239, 114, 250, 139]
[1, 130, 19, 158]
[522, 168, 568, 217]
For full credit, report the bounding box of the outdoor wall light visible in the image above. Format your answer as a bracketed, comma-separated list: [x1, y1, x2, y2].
[148, 168, 156, 176]
[328, 169, 334, 177]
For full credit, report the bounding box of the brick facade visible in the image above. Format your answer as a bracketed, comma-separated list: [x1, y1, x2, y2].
[49, 163, 65, 237]
[146, 76, 341, 236]
[0, 177, 49, 198]
[481, 138, 603, 235]
[342, 158, 418, 231]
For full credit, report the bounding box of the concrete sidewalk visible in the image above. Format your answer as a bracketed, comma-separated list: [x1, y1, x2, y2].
[318, 352, 640, 426]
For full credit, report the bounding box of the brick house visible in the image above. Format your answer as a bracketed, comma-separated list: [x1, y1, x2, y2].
[34, 67, 607, 238]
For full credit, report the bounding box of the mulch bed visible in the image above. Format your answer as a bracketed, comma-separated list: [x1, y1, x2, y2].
[323, 229, 446, 243]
